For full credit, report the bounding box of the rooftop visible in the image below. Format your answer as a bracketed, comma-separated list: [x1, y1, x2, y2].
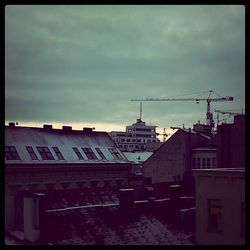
[5, 124, 129, 164]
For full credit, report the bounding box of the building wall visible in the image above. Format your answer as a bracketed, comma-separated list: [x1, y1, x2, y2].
[5, 164, 130, 230]
[193, 169, 245, 245]
[143, 129, 211, 184]
[217, 115, 245, 168]
[143, 130, 187, 183]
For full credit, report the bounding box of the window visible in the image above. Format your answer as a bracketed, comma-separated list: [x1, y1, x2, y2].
[212, 157, 216, 167]
[36, 147, 55, 160]
[82, 147, 98, 160]
[72, 147, 84, 160]
[108, 147, 123, 160]
[121, 139, 125, 142]
[52, 147, 64, 160]
[192, 157, 196, 168]
[207, 157, 211, 168]
[202, 157, 206, 168]
[95, 148, 106, 160]
[208, 199, 223, 233]
[126, 139, 131, 142]
[5, 146, 21, 160]
[26, 146, 38, 160]
[196, 157, 201, 168]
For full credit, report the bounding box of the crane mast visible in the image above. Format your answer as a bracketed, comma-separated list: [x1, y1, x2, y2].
[131, 91, 234, 127]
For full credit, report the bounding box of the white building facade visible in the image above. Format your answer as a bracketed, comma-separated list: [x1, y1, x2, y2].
[109, 119, 160, 152]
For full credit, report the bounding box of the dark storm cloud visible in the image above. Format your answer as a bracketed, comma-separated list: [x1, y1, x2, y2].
[5, 5, 245, 128]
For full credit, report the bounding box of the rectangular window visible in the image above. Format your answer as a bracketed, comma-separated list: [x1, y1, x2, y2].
[207, 157, 211, 168]
[196, 157, 201, 168]
[36, 147, 55, 160]
[108, 147, 123, 160]
[5, 146, 21, 160]
[192, 157, 196, 168]
[95, 148, 107, 160]
[72, 147, 84, 160]
[126, 139, 131, 142]
[212, 157, 216, 167]
[52, 147, 65, 160]
[121, 139, 125, 142]
[26, 146, 38, 160]
[82, 147, 98, 160]
[208, 199, 223, 233]
[202, 157, 206, 168]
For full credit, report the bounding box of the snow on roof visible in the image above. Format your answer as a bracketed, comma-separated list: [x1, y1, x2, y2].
[5, 126, 129, 164]
[123, 151, 153, 164]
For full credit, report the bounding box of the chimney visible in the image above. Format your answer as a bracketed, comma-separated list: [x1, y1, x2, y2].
[119, 188, 135, 212]
[43, 124, 53, 130]
[9, 122, 15, 128]
[83, 127, 94, 133]
[62, 126, 72, 131]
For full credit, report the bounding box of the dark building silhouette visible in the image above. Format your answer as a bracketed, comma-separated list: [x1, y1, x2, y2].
[217, 115, 245, 168]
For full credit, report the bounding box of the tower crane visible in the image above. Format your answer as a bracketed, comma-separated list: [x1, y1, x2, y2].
[214, 109, 243, 126]
[214, 109, 244, 116]
[131, 90, 234, 128]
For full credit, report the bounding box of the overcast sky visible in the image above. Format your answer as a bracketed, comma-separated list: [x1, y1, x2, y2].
[5, 5, 245, 137]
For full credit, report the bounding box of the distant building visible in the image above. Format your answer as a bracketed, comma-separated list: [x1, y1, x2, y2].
[217, 115, 245, 168]
[5, 123, 132, 233]
[143, 125, 216, 186]
[193, 168, 245, 245]
[109, 119, 160, 152]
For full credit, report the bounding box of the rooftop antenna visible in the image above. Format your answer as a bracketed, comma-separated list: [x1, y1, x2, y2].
[139, 101, 142, 121]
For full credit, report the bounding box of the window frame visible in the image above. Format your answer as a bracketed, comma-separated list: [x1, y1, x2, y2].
[95, 148, 107, 160]
[82, 147, 98, 160]
[108, 147, 123, 160]
[26, 146, 39, 160]
[36, 147, 55, 160]
[5, 146, 21, 160]
[72, 147, 84, 160]
[207, 199, 223, 234]
[52, 146, 65, 160]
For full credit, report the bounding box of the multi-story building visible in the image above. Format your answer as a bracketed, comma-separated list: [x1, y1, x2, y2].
[109, 118, 160, 152]
[192, 114, 245, 245]
[5, 123, 132, 234]
[193, 168, 245, 245]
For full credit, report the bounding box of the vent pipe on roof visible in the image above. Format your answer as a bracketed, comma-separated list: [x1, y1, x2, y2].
[43, 124, 53, 130]
[9, 122, 16, 128]
[62, 126, 72, 131]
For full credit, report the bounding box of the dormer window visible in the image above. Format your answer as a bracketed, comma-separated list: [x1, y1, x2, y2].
[36, 147, 55, 160]
[26, 146, 38, 160]
[95, 148, 107, 160]
[82, 147, 98, 160]
[108, 147, 123, 160]
[72, 147, 84, 160]
[52, 147, 65, 160]
[5, 146, 21, 160]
